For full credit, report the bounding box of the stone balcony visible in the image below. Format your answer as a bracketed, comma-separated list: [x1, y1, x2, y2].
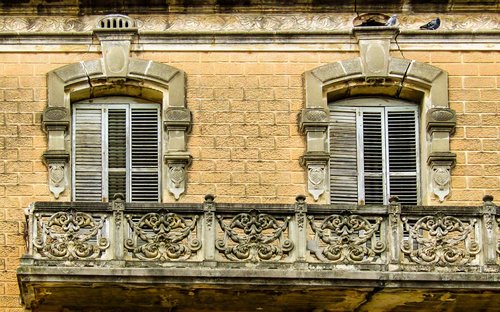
[18, 195, 500, 311]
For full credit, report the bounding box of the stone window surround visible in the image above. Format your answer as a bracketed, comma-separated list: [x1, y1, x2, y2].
[42, 15, 192, 201]
[300, 27, 456, 204]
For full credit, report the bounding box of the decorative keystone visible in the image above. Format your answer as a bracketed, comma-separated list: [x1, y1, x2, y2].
[94, 15, 138, 79]
[352, 26, 399, 79]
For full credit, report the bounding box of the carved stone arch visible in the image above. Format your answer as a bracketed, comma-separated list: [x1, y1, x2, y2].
[43, 58, 192, 200]
[301, 45, 455, 203]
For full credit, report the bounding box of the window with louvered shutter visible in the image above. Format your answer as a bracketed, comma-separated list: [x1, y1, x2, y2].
[72, 98, 161, 202]
[329, 99, 419, 205]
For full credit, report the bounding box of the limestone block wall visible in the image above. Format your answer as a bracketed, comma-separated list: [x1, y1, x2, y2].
[0, 46, 499, 309]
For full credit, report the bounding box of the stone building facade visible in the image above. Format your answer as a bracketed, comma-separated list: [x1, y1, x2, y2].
[0, 1, 499, 311]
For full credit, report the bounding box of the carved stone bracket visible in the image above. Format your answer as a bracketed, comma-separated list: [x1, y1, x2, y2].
[428, 153, 456, 202]
[300, 153, 329, 201]
[165, 154, 192, 200]
[352, 26, 399, 79]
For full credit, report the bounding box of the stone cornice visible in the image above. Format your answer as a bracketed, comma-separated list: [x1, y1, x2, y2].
[0, 13, 498, 33]
[0, 14, 498, 52]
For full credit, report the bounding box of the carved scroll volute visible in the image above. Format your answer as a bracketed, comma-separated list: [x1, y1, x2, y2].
[299, 108, 330, 201]
[42, 107, 70, 199]
[427, 108, 457, 202]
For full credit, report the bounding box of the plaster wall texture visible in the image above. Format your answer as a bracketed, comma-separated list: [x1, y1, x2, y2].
[0, 48, 499, 309]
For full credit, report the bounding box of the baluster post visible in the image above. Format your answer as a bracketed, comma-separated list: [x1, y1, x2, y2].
[203, 194, 216, 264]
[111, 193, 125, 261]
[388, 196, 401, 266]
[481, 195, 497, 266]
[294, 195, 308, 262]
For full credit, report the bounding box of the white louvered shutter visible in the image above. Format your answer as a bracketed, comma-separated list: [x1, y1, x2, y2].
[107, 108, 127, 201]
[73, 107, 103, 201]
[73, 99, 161, 202]
[386, 109, 418, 204]
[329, 102, 418, 205]
[130, 107, 161, 202]
[329, 108, 358, 204]
[361, 110, 386, 204]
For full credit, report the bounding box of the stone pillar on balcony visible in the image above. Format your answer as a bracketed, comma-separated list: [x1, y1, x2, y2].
[388, 196, 402, 267]
[481, 195, 497, 266]
[294, 195, 308, 262]
[203, 194, 216, 264]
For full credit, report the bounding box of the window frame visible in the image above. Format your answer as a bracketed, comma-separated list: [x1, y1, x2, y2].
[71, 96, 162, 202]
[328, 97, 420, 205]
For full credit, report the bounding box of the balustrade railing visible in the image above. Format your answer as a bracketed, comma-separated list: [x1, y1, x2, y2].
[24, 194, 499, 271]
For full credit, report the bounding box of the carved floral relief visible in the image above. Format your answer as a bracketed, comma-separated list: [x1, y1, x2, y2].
[216, 210, 293, 262]
[125, 212, 201, 261]
[401, 215, 480, 266]
[307, 214, 386, 263]
[33, 210, 109, 260]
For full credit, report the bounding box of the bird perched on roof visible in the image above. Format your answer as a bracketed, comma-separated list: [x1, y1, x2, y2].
[385, 15, 397, 26]
[420, 17, 441, 30]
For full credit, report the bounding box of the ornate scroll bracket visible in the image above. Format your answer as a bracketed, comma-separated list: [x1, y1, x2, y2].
[353, 26, 399, 80]
[42, 107, 70, 199]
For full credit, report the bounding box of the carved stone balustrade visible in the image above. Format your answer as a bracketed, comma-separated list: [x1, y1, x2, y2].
[18, 196, 500, 311]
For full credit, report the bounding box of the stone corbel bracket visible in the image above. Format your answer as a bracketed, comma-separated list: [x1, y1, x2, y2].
[427, 108, 457, 202]
[164, 107, 192, 199]
[352, 26, 399, 80]
[42, 107, 70, 198]
[299, 108, 330, 200]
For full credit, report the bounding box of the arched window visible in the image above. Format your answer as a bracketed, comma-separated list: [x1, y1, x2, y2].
[329, 97, 419, 205]
[72, 97, 161, 202]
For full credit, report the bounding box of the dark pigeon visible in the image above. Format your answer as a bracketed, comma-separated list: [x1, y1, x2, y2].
[385, 15, 397, 26]
[420, 17, 440, 30]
